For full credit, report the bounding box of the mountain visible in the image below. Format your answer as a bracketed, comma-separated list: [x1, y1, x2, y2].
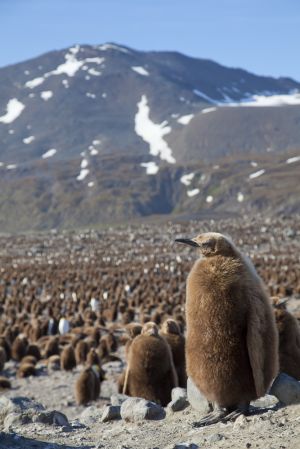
[0, 43, 300, 232]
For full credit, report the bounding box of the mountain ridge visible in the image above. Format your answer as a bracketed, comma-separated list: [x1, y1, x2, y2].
[0, 43, 299, 232]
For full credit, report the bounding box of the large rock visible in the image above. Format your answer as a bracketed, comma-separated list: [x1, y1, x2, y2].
[110, 393, 129, 406]
[0, 397, 44, 425]
[269, 372, 300, 405]
[120, 397, 165, 422]
[101, 405, 121, 422]
[80, 406, 103, 425]
[32, 410, 69, 426]
[187, 377, 211, 414]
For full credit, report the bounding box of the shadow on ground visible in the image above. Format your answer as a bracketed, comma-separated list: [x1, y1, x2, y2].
[0, 432, 93, 449]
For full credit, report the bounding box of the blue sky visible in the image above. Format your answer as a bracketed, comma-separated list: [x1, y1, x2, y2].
[1, 0, 300, 80]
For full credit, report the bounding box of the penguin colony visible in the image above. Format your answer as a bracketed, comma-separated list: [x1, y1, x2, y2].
[0, 216, 299, 414]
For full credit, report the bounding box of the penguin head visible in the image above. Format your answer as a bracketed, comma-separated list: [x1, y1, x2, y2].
[141, 321, 159, 337]
[175, 232, 234, 257]
[162, 318, 180, 335]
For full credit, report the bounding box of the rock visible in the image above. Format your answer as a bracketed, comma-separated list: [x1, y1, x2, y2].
[251, 394, 279, 409]
[269, 373, 300, 405]
[111, 393, 129, 406]
[171, 387, 188, 402]
[4, 412, 32, 431]
[0, 396, 44, 425]
[80, 405, 103, 425]
[186, 377, 211, 414]
[167, 397, 189, 412]
[207, 433, 225, 443]
[120, 397, 166, 422]
[165, 444, 199, 449]
[32, 410, 69, 426]
[101, 405, 121, 422]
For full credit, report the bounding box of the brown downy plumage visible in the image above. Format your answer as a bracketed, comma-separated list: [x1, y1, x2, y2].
[44, 336, 60, 358]
[160, 319, 187, 388]
[26, 343, 41, 360]
[11, 337, 27, 361]
[61, 344, 77, 371]
[21, 355, 37, 366]
[75, 340, 89, 365]
[176, 232, 278, 424]
[122, 322, 178, 406]
[273, 296, 300, 380]
[17, 363, 36, 378]
[0, 376, 11, 390]
[0, 347, 6, 371]
[75, 366, 100, 405]
[47, 355, 61, 373]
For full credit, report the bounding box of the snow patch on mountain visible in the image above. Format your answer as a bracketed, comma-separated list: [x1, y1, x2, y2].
[286, 156, 300, 164]
[98, 43, 130, 53]
[193, 89, 217, 104]
[25, 52, 105, 89]
[40, 91, 53, 101]
[131, 66, 149, 76]
[249, 169, 265, 179]
[23, 136, 35, 144]
[77, 169, 89, 181]
[180, 173, 195, 186]
[187, 188, 199, 197]
[201, 107, 217, 114]
[229, 92, 300, 107]
[0, 99, 25, 124]
[177, 114, 194, 125]
[140, 161, 159, 175]
[88, 68, 101, 76]
[135, 95, 176, 164]
[42, 149, 57, 159]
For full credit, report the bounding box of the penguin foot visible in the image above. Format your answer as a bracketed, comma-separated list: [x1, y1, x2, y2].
[192, 403, 249, 427]
[192, 409, 229, 427]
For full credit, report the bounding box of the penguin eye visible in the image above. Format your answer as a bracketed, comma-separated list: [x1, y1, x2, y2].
[202, 239, 215, 249]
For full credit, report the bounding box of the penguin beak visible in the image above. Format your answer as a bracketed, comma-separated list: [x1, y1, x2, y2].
[175, 238, 199, 248]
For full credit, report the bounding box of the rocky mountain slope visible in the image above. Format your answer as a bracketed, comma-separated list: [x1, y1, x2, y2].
[0, 43, 300, 232]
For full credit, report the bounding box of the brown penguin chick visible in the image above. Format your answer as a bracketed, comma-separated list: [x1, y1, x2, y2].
[61, 344, 77, 371]
[86, 349, 106, 381]
[123, 322, 178, 406]
[44, 336, 60, 358]
[118, 324, 143, 392]
[0, 347, 6, 371]
[11, 337, 27, 362]
[101, 332, 118, 353]
[124, 323, 143, 357]
[160, 319, 187, 388]
[47, 355, 61, 373]
[175, 232, 279, 425]
[0, 337, 11, 361]
[0, 376, 11, 390]
[273, 297, 300, 380]
[75, 366, 100, 405]
[17, 362, 36, 378]
[75, 339, 89, 365]
[26, 343, 41, 360]
[21, 355, 37, 366]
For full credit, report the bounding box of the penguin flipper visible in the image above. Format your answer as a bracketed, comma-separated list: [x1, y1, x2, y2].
[246, 301, 266, 398]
